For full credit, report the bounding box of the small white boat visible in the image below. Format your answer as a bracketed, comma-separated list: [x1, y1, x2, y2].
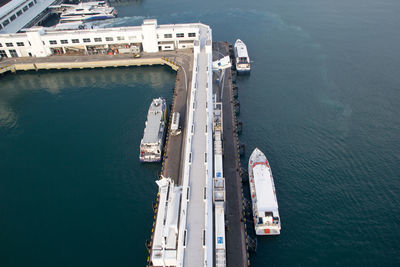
[234, 39, 251, 74]
[248, 148, 281, 235]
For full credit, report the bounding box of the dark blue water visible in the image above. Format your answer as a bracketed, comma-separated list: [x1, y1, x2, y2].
[1, 0, 400, 266]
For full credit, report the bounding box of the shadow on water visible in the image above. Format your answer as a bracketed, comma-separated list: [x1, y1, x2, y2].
[0, 65, 176, 266]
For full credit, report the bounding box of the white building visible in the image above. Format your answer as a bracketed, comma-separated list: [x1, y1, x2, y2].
[0, 0, 59, 34]
[0, 19, 200, 58]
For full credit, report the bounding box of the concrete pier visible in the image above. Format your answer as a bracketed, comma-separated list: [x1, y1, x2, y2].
[212, 42, 249, 267]
[0, 52, 185, 73]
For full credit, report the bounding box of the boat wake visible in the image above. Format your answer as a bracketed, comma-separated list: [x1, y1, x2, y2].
[97, 16, 148, 28]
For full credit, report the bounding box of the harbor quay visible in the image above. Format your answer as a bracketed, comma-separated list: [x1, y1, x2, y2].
[0, 19, 248, 267]
[212, 41, 249, 267]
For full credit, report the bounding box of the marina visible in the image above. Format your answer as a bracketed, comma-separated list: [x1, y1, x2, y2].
[0, 19, 250, 267]
[0, 0, 400, 267]
[1, 1, 400, 266]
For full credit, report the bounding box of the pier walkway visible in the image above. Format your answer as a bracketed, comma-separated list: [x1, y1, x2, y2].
[177, 25, 214, 267]
[184, 41, 209, 267]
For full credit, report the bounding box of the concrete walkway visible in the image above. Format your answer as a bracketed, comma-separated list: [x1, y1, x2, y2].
[184, 46, 208, 267]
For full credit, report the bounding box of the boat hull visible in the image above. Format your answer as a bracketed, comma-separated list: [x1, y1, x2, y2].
[60, 15, 115, 23]
[236, 68, 251, 75]
[139, 156, 162, 163]
[248, 148, 281, 236]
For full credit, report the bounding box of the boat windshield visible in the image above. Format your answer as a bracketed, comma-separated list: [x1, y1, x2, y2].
[238, 57, 248, 64]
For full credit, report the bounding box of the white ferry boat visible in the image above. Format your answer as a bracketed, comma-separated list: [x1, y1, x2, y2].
[56, 1, 117, 23]
[234, 39, 251, 74]
[248, 148, 281, 235]
[139, 98, 167, 163]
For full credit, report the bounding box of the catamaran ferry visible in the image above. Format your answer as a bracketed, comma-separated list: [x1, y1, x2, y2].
[139, 98, 167, 163]
[234, 39, 251, 74]
[248, 148, 281, 235]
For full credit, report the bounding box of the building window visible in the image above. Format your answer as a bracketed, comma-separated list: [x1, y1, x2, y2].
[188, 32, 196, 37]
[176, 33, 184, 38]
[16, 10, 23, 16]
[0, 24, 2, 30]
[6, 42, 13, 47]
[117, 36, 125, 41]
[49, 40, 57, 45]
[23, 6, 28, 12]
[0, 43, 2, 47]
[105, 37, 113, 41]
[17, 42, 24, 46]
[72, 39, 79, 43]
[94, 37, 102, 42]
[3, 19, 10, 27]
[10, 15, 16, 21]
[60, 40, 68, 44]
[28, 2, 34, 7]
[83, 38, 91, 43]
[9, 49, 18, 57]
[0, 50, 7, 58]
[164, 34, 172, 38]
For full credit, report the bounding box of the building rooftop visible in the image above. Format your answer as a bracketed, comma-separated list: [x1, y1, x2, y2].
[0, 0, 57, 34]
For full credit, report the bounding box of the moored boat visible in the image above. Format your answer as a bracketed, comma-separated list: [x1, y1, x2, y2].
[55, 1, 117, 23]
[139, 98, 167, 162]
[234, 39, 251, 74]
[248, 148, 281, 235]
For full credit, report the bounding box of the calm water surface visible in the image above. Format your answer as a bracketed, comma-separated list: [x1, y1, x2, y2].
[1, 0, 399, 266]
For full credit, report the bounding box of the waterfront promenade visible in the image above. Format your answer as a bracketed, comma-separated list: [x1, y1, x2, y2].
[0, 52, 189, 73]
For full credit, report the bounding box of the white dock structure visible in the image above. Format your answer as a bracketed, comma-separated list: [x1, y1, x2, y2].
[175, 24, 214, 267]
[183, 26, 213, 267]
[142, 21, 219, 267]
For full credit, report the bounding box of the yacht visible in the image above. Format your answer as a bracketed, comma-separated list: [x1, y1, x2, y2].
[234, 39, 251, 74]
[56, 1, 117, 23]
